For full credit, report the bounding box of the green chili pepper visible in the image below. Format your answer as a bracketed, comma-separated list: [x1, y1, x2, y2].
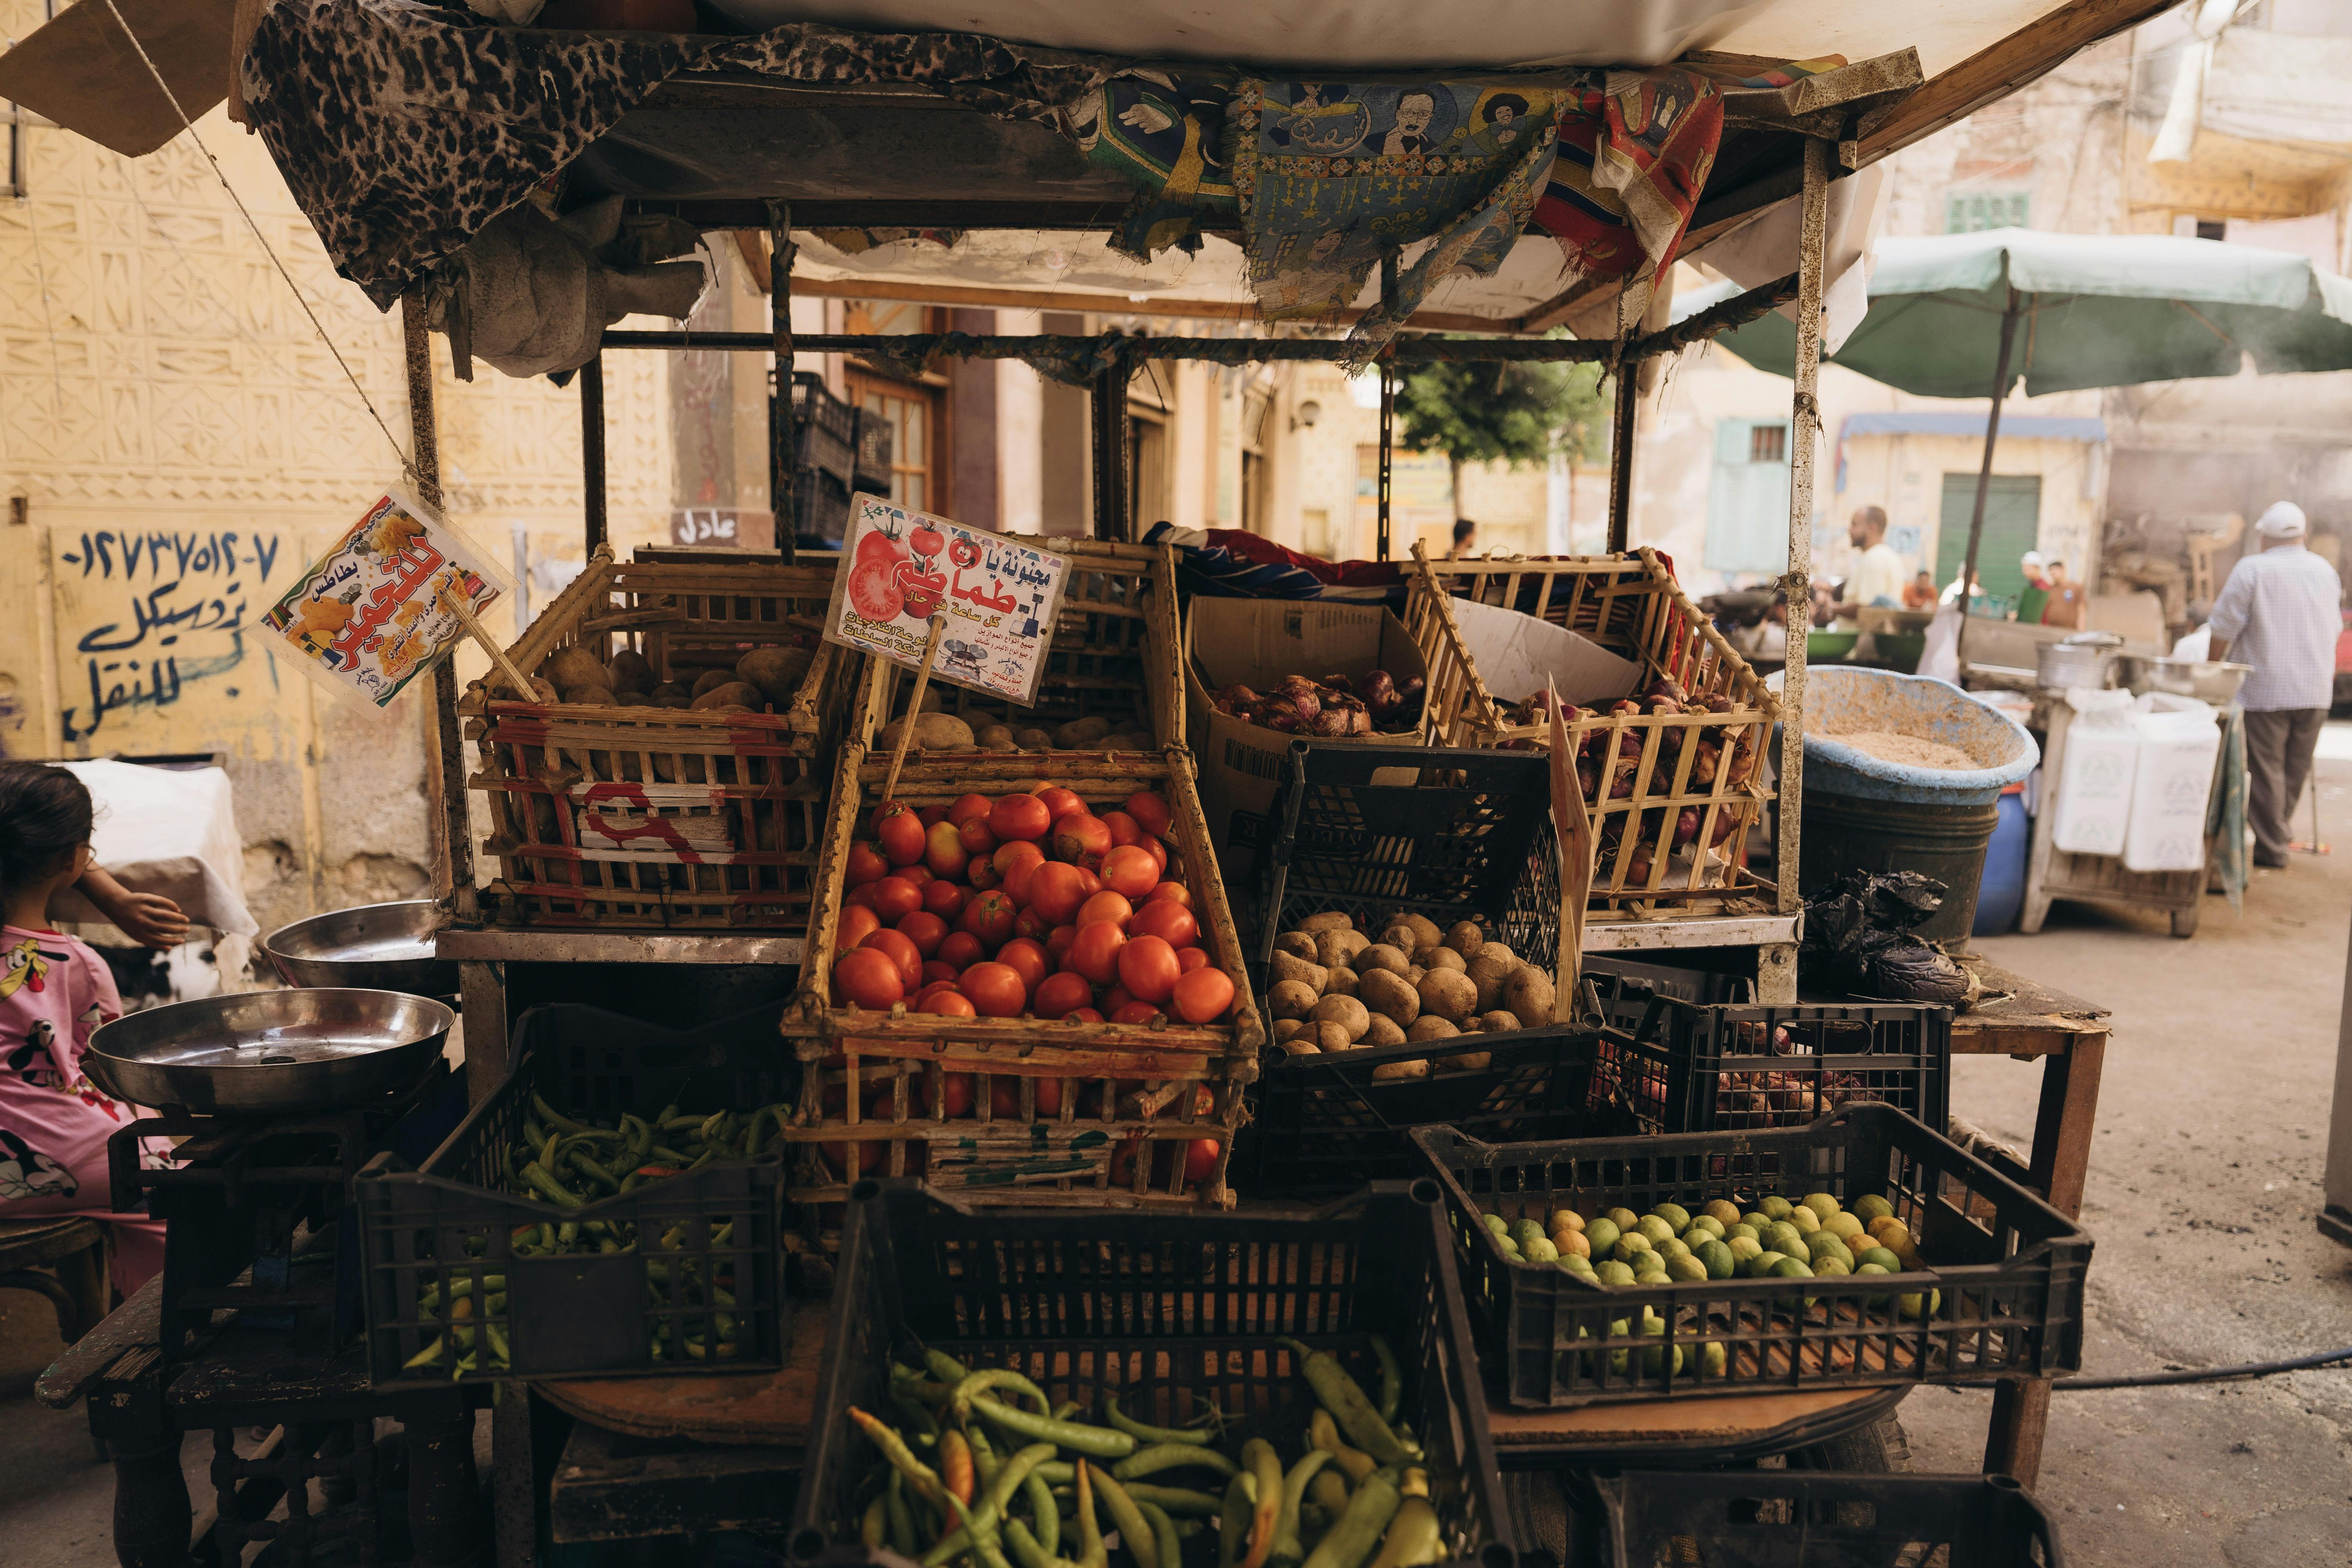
[924, 1347, 973, 1384]
[1087, 1465, 1156, 1568]
[521, 1162, 585, 1209]
[1114, 1444, 1239, 1482]
[952, 1368, 1054, 1423]
[1137, 1501, 1181, 1568]
[1367, 1336, 1401, 1426]
[1278, 1340, 1414, 1466]
[1076, 1459, 1107, 1568]
[1218, 1475, 1254, 1568]
[1240, 1440, 1282, 1568]
[1105, 1395, 1216, 1447]
[1053, 1401, 1085, 1423]
[1268, 1450, 1331, 1566]
[850, 1407, 949, 1510]
[887, 1470, 918, 1557]
[570, 1150, 624, 1195]
[403, 1335, 446, 1371]
[1003, 1519, 1056, 1568]
[1121, 1485, 1223, 1517]
[1025, 1472, 1060, 1557]
[970, 1396, 1136, 1460]
[532, 1092, 588, 1134]
[1299, 1470, 1400, 1568]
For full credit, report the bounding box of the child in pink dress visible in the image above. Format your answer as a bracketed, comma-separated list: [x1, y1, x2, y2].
[0, 763, 167, 1296]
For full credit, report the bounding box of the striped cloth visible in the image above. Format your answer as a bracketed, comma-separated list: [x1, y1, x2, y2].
[2207, 543, 2342, 711]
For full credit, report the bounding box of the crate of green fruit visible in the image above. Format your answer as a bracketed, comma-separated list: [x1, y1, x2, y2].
[1409, 1107, 2090, 1407]
[784, 1178, 1515, 1568]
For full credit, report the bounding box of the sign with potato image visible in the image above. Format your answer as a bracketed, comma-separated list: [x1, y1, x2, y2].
[822, 495, 1071, 707]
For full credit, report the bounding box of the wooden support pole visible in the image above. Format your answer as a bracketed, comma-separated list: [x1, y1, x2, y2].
[580, 354, 607, 555]
[1776, 136, 1832, 917]
[1377, 252, 1398, 562]
[402, 293, 476, 919]
[1605, 373, 1638, 553]
[1091, 359, 1129, 541]
[1952, 292, 2022, 669]
[769, 203, 798, 563]
[879, 617, 949, 804]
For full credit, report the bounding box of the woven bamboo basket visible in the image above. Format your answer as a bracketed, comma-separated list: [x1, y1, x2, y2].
[784, 735, 1261, 1211]
[460, 549, 854, 930]
[1406, 544, 1779, 911]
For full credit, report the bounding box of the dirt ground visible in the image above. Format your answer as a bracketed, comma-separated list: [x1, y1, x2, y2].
[3, 742, 2350, 1566]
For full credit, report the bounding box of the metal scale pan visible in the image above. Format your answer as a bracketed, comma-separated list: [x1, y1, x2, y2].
[85, 989, 455, 1115]
[262, 900, 458, 997]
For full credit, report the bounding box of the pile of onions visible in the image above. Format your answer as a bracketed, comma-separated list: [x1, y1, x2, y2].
[1209, 671, 1426, 738]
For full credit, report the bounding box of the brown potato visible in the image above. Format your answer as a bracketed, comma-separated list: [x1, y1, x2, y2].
[1397, 913, 1442, 950]
[1015, 728, 1054, 751]
[1466, 946, 1520, 1012]
[540, 644, 607, 691]
[1443, 921, 1484, 958]
[1479, 1010, 1522, 1036]
[1312, 1021, 1356, 1053]
[1421, 947, 1466, 975]
[689, 668, 735, 700]
[1406, 1015, 1460, 1042]
[650, 682, 693, 708]
[733, 646, 812, 707]
[1362, 1014, 1408, 1049]
[1357, 969, 1418, 1027]
[1417, 968, 1477, 1024]
[878, 713, 976, 751]
[1052, 715, 1114, 748]
[1269, 950, 1330, 996]
[1436, 1050, 1492, 1073]
[977, 724, 1018, 751]
[1317, 928, 1370, 969]
[1504, 967, 1558, 1028]
[1379, 925, 1420, 955]
[1279, 1038, 1322, 1058]
[1309, 995, 1370, 1042]
[1299, 912, 1356, 934]
[1325, 967, 1360, 998]
[1357, 944, 1410, 978]
[691, 681, 764, 711]
[607, 648, 657, 695]
[1267, 980, 1320, 1020]
[615, 691, 653, 707]
[1371, 1059, 1429, 1081]
[1272, 1018, 1306, 1044]
[1275, 932, 1319, 961]
[560, 684, 617, 707]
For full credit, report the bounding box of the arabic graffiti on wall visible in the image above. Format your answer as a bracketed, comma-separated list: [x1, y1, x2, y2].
[261, 491, 511, 712]
[821, 497, 1072, 708]
[58, 528, 287, 744]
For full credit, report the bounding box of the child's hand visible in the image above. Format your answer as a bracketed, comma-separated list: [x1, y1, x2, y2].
[77, 868, 191, 950]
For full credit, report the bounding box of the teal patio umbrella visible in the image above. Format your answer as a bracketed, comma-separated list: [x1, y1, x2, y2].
[1677, 228, 2352, 644]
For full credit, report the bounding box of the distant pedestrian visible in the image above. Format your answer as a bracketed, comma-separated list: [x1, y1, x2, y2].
[1448, 518, 1478, 559]
[1839, 505, 1907, 615]
[2039, 559, 2087, 629]
[2014, 550, 2052, 623]
[2209, 502, 2343, 868]
[1902, 570, 1938, 610]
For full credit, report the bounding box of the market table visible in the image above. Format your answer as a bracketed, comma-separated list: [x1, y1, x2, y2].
[1944, 956, 2111, 1487]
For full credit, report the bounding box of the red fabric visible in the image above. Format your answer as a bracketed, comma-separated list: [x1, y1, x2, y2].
[1534, 71, 1722, 285]
[1194, 529, 1406, 589]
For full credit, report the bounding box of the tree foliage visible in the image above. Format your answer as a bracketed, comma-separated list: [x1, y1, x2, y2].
[1394, 356, 1612, 477]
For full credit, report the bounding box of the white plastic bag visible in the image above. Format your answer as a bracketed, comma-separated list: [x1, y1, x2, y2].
[2051, 689, 2140, 857]
[2123, 698, 2220, 872]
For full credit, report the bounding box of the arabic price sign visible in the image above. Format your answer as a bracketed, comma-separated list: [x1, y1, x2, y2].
[822, 495, 1071, 707]
[260, 489, 512, 711]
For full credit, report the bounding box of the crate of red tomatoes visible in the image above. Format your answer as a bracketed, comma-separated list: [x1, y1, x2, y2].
[784, 735, 1264, 1212]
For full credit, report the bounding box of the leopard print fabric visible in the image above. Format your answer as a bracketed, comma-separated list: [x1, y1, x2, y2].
[241, 0, 1115, 309]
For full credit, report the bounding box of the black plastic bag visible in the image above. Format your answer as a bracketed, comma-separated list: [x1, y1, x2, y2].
[1800, 870, 1972, 1005]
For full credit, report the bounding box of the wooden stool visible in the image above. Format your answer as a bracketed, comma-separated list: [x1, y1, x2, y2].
[0, 1215, 108, 1343]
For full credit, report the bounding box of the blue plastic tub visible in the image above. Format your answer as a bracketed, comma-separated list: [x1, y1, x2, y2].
[1785, 668, 2040, 805]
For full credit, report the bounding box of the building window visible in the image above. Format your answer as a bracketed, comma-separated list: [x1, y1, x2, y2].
[846, 372, 943, 513]
[2195, 219, 2227, 241]
[1705, 417, 1792, 575]
[1748, 424, 1786, 464]
[1240, 389, 1272, 533]
[1945, 191, 2031, 232]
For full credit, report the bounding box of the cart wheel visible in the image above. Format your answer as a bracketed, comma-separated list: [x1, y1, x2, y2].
[2171, 903, 2200, 938]
[1791, 1412, 1914, 1474]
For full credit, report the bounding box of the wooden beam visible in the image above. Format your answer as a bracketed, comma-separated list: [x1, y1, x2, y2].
[784, 273, 1520, 335]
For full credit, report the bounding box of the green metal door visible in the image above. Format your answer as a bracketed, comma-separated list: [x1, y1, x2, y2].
[1935, 474, 2042, 599]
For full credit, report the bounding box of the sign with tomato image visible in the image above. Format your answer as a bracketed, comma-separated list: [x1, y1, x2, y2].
[822, 494, 1072, 706]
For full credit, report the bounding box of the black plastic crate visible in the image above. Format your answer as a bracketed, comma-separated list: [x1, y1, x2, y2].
[855, 413, 893, 490]
[354, 1002, 794, 1388]
[1237, 1028, 1601, 1196]
[1238, 741, 1561, 976]
[1411, 1107, 2091, 1408]
[792, 372, 860, 485]
[786, 1179, 1515, 1568]
[1592, 1470, 2064, 1567]
[794, 466, 854, 547]
[1584, 967, 1952, 1138]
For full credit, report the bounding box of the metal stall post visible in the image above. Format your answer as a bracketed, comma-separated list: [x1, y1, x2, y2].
[769, 203, 798, 563]
[1775, 136, 1832, 916]
[1091, 352, 1130, 541]
[580, 354, 607, 554]
[1605, 364, 1637, 554]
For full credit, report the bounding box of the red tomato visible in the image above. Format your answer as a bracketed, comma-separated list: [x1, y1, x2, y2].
[1102, 810, 1144, 849]
[1101, 985, 1136, 1016]
[844, 884, 877, 912]
[1076, 867, 1104, 898]
[1025, 862, 1090, 926]
[1118, 935, 1180, 1004]
[867, 876, 922, 924]
[996, 938, 1051, 998]
[823, 1135, 885, 1179]
[1181, 1137, 1222, 1184]
[993, 839, 1045, 878]
[987, 1077, 1029, 1120]
[922, 879, 967, 919]
[960, 962, 1027, 1018]
[1053, 813, 1111, 863]
[1035, 1076, 1067, 1116]
[836, 904, 881, 953]
[1110, 1001, 1160, 1024]
[918, 805, 948, 828]
[1129, 898, 1199, 949]
[920, 990, 977, 1020]
[862, 928, 923, 988]
[924, 820, 969, 880]
[1068, 920, 1127, 984]
[1108, 1136, 1139, 1187]
[920, 960, 960, 987]
[1176, 946, 1210, 976]
[834, 947, 905, 1010]
[899, 864, 933, 889]
[896, 910, 948, 958]
[846, 842, 889, 888]
[997, 848, 1046, 905]
[967, 857, 1001, 892]
[1032, 971, 1093, 1019]
[1034, 787, 1085, 824]
[1125, 791, 1172, 838]
[918, 1070, 975, 1115]
[1171, 965, 1236, 1024]
[848, 558, 904, 622]
[958, 891, 1018, 951]
[1099, 846, 1159, 900]
[989, 793, 1051, 843]
[957, 817, 996, 856]
[938, 931, 984, 970]
[1077, 891, 1133, 930]
[1146, 880, 1192, 907]
[949, 793, 993, 826]
[1065, 1007, 1105, 1024]
[1045, 924, 1078, 964]
[874, 802, 925, 866]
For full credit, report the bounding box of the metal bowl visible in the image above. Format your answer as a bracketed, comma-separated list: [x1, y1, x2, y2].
[2113, 655, 2251, 705]
[263, 900, 457, 996]
[85, 989, 454, 1114]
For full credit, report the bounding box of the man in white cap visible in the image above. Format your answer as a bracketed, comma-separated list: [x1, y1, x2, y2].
[2209, 501, 2343, 867]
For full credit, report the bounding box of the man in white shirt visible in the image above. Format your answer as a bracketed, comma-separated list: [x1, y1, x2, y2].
[2209, 501, 2343, 867]
[1839, 506, 1908, 619]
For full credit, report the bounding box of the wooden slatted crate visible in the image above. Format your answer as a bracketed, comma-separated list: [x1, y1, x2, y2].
[1406, 544, 1779, 911]
[783, 737, 1262, 1210]
[459, 549, 854, 930]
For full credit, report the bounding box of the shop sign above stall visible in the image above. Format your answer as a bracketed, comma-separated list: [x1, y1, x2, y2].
[822, 496, 1071, 706]
[260, 489, 511, 711]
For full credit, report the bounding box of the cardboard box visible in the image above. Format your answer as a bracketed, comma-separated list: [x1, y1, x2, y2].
[1185, 599, 1429, 861]
[1448, 596, 1642, 711]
